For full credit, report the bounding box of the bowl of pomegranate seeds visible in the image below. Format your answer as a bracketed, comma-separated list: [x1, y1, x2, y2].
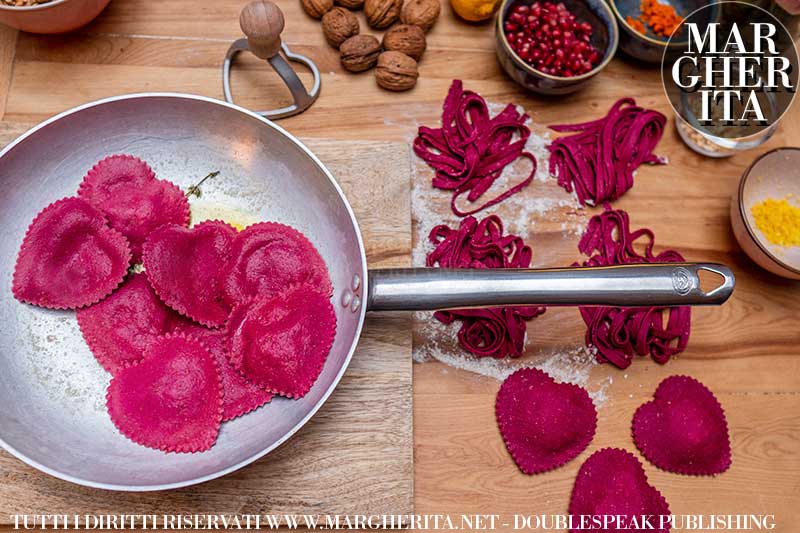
[496, 0, 618, 94]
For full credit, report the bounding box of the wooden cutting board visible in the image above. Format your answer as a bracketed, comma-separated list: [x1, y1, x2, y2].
[0, 127, 413, 518]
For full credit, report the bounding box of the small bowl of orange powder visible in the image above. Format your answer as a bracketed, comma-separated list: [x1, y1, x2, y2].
[731, 147, 800, 280]
[609, 0, 718, 63]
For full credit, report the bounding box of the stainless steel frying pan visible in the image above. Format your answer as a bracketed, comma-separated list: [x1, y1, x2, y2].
[0, 94, 735, 491]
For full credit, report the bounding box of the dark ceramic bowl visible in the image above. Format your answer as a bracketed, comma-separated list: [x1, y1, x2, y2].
[610, 0, 719, 63]
[495, 0, 618, 95]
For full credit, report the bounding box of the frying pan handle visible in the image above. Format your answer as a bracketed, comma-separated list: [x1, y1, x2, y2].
[366, 263, 735, 312]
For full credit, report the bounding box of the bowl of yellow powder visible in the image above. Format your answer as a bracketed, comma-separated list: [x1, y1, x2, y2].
[731, 147, 800, 280]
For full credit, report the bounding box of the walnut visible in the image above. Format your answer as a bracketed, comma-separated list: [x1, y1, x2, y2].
[382, 24, 426, 61]
[322, 7, 360, 49]
[375, 51, 419, 91]
[340, 35, 382, 72]
[335, 0, 364, 8]
[364, 0, 401, 29]
[400, 0, 440, 32]
[301, 0, 333, 19]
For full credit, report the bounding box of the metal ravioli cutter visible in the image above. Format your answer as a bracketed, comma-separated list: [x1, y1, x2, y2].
[223, 0, 321, 119]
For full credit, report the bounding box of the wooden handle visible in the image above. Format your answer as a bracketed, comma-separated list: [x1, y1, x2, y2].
[240, 0, 285, 59]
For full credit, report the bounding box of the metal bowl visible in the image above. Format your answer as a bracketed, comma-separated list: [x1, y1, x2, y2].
[0, 94, 367, 490]
[609, 0, 718, 63]
[494, 0, 618, 95]
[731, 147, 800, 280]
[0, 0, 110, 34]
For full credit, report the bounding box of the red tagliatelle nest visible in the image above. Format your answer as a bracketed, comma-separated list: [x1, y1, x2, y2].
[633, 375, 731, 476]
[496, 368, 597, 475]
[548, 98, 666, 207]
[569, 448, 671, 533]
[426, 215, 545, 358]
[12, 197, 132, 310]
[106, 334, 224, 453]
[575, 205, 690, 369]
[414, 80, 537, 216]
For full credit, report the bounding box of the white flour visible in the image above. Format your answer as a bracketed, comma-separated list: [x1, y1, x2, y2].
[413, 314, 609, 407]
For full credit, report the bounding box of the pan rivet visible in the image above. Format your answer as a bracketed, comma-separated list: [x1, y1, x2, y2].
[351, 274, 361, 291]
[351, 295, 361, 312]
[341, 290, 352, 307]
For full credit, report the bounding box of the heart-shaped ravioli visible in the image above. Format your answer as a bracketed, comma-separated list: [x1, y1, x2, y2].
[496, 368, 597, 474]
[79, 155, 190, 260]
[106, 334, 223, 453]
[175, 322, 273, 421]
[142, 220, 238, 327]
[78, 272, 186, 374]
[222, 222, 332, 306]
[569, 448, 671, 533]
[633, 375, 731, 476]
[12, 197, 131, 310]
[226, 284, 336, 399]
[79, 154, 156, 188]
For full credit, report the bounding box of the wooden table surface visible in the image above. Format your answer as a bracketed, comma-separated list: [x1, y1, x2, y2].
[1, 0, 799, 530]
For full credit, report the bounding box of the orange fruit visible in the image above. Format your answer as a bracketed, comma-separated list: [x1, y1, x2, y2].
[450, 0, 501, 21]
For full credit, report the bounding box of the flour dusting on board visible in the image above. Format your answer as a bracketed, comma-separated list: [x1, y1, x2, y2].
[411, 98, 611, 407]
[413, 314, 609, 406]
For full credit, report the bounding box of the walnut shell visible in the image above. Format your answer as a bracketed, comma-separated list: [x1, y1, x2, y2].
[301, 0, 333, 19]
[364, 0, 401, 28]
[375, 51, 419, 91]
[340, 34, 382, 72]
[400, 0, 440, 31]
[322, 7, 360, 48]
[335, 0, 364, 8]
[382, 24, 426, 61]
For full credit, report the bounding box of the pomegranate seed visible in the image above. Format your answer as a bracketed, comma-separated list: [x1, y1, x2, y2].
[504, 0, 603, 77]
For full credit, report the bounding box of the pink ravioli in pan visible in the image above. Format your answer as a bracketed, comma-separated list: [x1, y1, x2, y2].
[143, 220, 238, 327]
[633, 375, 731, 476]
[175, 322, 274, 422]
[79, 155, 190, 260]
[227, 284, 337, 399]
[569, 448, 671, 533]
[223, 222, 332, 306]
[496, 368, 596, 475]
[106, 334, 223, 453]
[12, 197, 131, 310]
[77, 273, 185, 374]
